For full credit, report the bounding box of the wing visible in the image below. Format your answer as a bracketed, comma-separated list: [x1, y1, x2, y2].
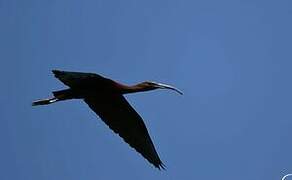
[84, 94, 165, 170]
[52, 70, 113, 89]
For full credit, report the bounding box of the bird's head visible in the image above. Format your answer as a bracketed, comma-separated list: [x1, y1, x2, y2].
[137, 81, 183, 95]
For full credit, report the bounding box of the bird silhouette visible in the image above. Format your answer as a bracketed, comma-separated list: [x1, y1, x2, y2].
[32, 70, 182, 170]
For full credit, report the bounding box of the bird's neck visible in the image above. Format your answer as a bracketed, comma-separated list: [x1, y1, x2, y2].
[115, 83, 151, 94]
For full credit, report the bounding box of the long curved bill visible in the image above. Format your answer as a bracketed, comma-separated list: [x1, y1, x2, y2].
[155, 82, 183, 95]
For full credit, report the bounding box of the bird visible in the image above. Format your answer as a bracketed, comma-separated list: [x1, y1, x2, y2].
[32, 70, 183, 170]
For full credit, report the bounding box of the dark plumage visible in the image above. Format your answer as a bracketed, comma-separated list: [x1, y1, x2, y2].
[33, 70, 182, 170]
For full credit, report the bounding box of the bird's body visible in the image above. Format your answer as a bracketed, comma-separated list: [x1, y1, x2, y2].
[33, 70, 182, 170]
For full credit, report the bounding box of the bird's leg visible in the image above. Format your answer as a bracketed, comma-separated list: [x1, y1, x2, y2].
[32, 89, 75, 106]
[32, 97, 59, 106]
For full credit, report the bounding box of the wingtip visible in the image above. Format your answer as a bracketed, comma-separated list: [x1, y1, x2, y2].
[52, 70, 65, 78]
[156, 162, 166, 171]
[52, 69, 61, 75]
[160, 164, 166, 171]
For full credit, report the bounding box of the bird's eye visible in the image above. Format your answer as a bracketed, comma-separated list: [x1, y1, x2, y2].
[147, 82, 155, 86]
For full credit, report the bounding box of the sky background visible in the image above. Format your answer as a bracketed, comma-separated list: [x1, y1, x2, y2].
[1, 0, 292, 179]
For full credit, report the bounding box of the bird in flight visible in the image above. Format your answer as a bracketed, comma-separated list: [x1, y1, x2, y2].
[32, 70, 182, 170]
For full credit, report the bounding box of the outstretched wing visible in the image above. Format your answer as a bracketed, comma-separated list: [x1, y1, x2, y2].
[52, 70, 113, 89]
[84, 94, 165, 170]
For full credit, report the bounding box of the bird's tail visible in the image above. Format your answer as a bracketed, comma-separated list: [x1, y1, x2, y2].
[32, 89, 74, 106]
[32, 98, 58, 106]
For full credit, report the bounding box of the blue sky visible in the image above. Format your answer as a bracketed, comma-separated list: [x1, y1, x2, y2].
[1, 0, 292, 179]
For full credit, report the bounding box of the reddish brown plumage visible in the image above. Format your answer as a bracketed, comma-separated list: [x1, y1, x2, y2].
[32, 70, 182, 170]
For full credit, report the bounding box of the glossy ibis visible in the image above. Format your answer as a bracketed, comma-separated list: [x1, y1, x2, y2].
[32, 70, 182, 170]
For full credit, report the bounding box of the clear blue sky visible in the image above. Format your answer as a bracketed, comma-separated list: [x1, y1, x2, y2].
[1, 0, 292, 179]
